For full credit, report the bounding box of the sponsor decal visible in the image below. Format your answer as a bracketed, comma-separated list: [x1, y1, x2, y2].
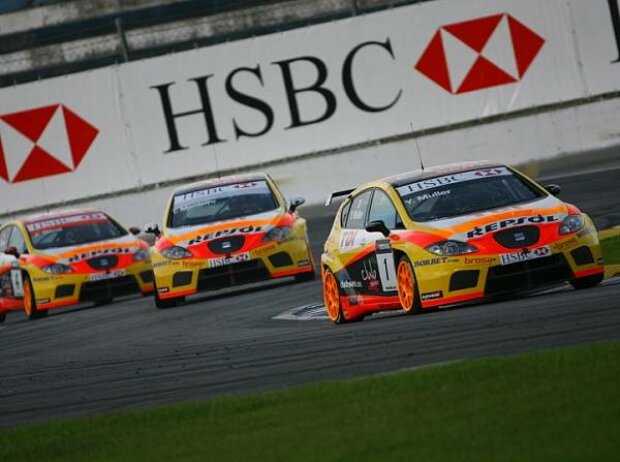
[181, 261, 205, 269]
[553, 237, 579, 252]
[413, 257, 449, 268]
[361, 260, 377, 282]
[500, 246, 551, 266]
[158, 286, 170, 294]
[421, 291, 443, 301]
[414, 190, 451, 203]
[340, 280, 362, 290]
[173, 181, 271, 213]
[339, 230, 360, 249]
[467, 215, 562, 239]
[347, 295, 363, 306]
[209, 252, 250, 268]
[464, 256, 496, 265]
[26, 213, 108, 233]
[67, 246, 132, 263]
[36, 298, 51, 304]
[416, 14, 544, 94]
[153, 260, 177, 268]
[0, 104, 98, 184]
[297, 259, 311, 267]
[188, 225, 263, 246]
[89, 270, 126, 281]
[397, 167, 511, 195]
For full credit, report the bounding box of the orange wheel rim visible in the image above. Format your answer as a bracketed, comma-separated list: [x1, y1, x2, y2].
[397, 261, 415, 312]
[323, 272, 341, 321]
[23, 278, 33, 316]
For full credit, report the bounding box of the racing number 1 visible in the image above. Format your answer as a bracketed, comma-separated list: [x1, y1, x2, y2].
[10, 264, 24, 298]
[375, 239, 397, 292]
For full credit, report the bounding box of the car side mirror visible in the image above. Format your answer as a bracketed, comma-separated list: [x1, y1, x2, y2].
[289, 196, 306, 212]
[3, 246, 19, 258]
[366, 220, 391, 237]
[143, 223, 161, 237]
[129, 226, 141, 235]
[544, 184, 562, 196]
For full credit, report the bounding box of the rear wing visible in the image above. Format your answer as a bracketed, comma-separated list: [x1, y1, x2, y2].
[325, 188, 355, 206]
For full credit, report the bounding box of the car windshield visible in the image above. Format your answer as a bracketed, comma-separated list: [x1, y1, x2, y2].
[26, 212, 127, 249]
[396, 167, 544, 222]
[169, 180, 279, 228]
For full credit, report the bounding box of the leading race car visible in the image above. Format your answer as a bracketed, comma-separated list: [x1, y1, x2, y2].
[149, 173, 315, 308]
[0, 209, 154, 319]
[321, 161, 604, 324]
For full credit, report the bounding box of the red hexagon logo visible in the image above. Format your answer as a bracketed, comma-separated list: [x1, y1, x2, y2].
[415, 13, 545, 94]
[0, 104, 99, 183]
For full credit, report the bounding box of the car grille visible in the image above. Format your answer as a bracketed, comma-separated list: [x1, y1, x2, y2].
[87, 256, 119, 270]
[485, 254, 572, 296]
[197, 259, 271, 291]
[207, 236, 245, 254]
[493, 226, 540, 249]
[79, 275, 140, 302]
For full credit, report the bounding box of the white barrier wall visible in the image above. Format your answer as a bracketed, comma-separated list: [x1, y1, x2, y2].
[1, 0, 619, 216]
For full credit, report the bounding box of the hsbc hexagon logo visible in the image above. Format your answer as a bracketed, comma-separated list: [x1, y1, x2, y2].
[415, 13, 545, 94]
[0, 104, 98, 183]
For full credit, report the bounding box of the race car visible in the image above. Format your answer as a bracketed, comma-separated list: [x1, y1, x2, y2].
[0, 209, 154, 319]
[0, 252, 23, 323]
[321, 161, 604, 324]
[148, 173, 315, 308]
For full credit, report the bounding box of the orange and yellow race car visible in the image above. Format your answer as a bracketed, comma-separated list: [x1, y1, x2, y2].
[148, 173, 315, 308]
[0, 209, 154, 320]
[321, 161, 604, 324]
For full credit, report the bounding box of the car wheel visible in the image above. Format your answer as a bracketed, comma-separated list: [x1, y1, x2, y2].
[570, 273, 604, 290]
[0, 312, 6, 323]
[23, 274, 47, 320]
[323, 269, 345, 324]
[397, 256, 421, 314]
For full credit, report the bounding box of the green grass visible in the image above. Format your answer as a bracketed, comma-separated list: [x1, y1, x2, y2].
[2, 342, 619, 462]
[601, 235, 620, 264]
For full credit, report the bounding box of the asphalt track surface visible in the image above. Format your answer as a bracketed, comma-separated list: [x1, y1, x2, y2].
[1, 167, 619, 427]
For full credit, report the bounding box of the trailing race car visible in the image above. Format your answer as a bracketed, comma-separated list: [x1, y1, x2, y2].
[0, 252, 23, 323]
[0, 209, 154, 319]
[148, 173, 315, 308]
[321, 161, 604, 324]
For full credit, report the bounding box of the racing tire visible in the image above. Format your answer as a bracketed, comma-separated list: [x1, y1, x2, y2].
[323, 269, 345, 324]
[0, 312, 6, 323]
[570, 273, 604, 290]
[397, 256, 421, 315]
[295, 270, 316, 283]
[23, 274, 47, 320]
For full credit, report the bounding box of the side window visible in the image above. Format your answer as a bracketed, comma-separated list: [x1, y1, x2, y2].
[344, 190, 372, 229]
[367, 190, 401, 229]
[7, 227, 27, 254]
[0, 227, 11, 250]
[340, 200, 352, 227]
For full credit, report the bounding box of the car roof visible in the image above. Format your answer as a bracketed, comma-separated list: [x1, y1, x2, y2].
[382, 161, 505, 188]
[18, 208, 105, 225]
[172, 173, 270, 195]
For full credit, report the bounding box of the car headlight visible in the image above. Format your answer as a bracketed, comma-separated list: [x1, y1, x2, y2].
[133, 248, 150, 262]
[161, 246, 192, 259]
[42, 263, 73, 274]
[262, 226, 292, 243]
[559, 214, 585, 235]
[426, 240, 477, 256]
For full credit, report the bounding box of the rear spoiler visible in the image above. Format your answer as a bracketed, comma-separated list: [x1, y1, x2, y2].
[325, 188, 355, 206]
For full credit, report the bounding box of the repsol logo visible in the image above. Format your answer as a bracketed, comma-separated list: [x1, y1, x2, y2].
[68, 248, 130, 263]
[467, 215, 561, 238]
[187, 225, 263, 245]
[151, 40, 401, 152]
